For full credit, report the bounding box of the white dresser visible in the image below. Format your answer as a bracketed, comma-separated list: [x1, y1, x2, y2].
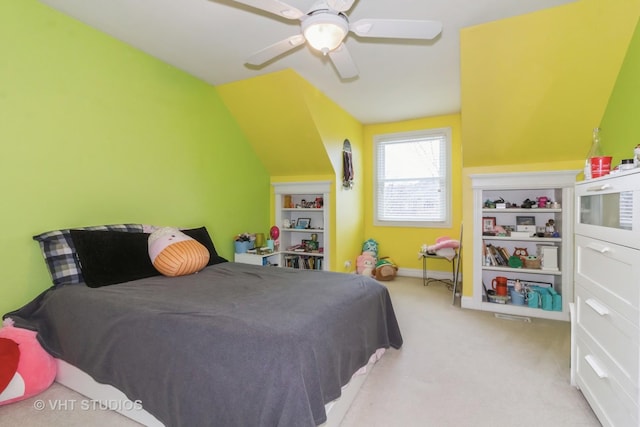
[573, 169, 640, 427]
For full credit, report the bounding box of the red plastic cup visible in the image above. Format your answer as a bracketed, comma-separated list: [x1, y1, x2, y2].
[590, 156, 612, 178]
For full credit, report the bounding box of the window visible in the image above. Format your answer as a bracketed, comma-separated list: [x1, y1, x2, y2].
[374, 128, 451, 228]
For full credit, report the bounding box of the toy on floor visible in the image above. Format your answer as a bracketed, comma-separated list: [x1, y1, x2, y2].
[0, 318, 56, 406]
[362, 238, 379, 259]
[356, 252, 376, 277]
[356, 239, 398, 281]
[356, 238, 379, 277]
[374, 257, 398, 281]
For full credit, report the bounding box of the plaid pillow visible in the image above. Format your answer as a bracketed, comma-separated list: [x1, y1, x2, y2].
[33, 224, 144, 287]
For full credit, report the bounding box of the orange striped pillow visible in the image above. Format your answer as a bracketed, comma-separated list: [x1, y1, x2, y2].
[148, 227, 209, 277]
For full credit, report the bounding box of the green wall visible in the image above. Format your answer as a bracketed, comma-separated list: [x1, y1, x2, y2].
[0, 1, 269, 315]
[601, 16, 640, 164]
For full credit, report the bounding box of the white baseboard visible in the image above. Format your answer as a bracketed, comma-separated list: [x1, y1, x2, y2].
[460, 296, 476, 309]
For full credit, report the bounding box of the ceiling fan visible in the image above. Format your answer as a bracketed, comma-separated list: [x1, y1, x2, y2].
[231, 0, 443, 79]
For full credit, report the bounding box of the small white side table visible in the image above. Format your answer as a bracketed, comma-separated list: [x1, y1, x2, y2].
[234, 252, 280, 267]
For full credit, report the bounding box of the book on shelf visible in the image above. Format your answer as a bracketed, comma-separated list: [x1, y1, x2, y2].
[486, 244, 503, 265]
[484, 243, 512, 266]
[492, 245, 505, 265]
[498, 246, 511, 264]
[283, 254, 323, 270]
[483, 242, 496, 266]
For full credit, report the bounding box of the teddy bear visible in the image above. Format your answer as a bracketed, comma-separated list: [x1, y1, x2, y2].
[0, 318, 57, 406]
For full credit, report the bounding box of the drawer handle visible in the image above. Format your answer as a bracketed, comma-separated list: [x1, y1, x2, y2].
[586, 242, 611, 254]
[585, 298, 609, 316]
[586, 184, 612, 192]
[585, 354, 608, 379]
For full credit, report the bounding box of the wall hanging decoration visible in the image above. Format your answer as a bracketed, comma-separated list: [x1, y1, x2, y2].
[342, 139, 354, 190]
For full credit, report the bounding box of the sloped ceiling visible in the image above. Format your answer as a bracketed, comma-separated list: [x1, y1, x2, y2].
[217, 69, 334, 176]
[461, 0, 640, 167]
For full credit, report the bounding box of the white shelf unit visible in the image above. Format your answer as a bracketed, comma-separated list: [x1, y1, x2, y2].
[273, 181, 330, 271]
[462, 170, 579, 321]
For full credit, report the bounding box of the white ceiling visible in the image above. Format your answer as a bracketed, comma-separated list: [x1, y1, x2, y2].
[39, 0, 576, 124]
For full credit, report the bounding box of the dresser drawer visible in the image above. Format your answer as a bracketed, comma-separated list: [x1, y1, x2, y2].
[575, 335, 639, 427]
[575, 234, 640, 326]
[576, 286, 638, 390]
[575, 169, 640, 249]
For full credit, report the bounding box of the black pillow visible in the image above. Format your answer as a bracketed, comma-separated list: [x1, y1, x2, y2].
[70, 230, 160, 288]
[182, 227, 228, 266]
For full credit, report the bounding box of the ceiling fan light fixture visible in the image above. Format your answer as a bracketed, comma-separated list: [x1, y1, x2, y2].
[302, 13, 348, 54]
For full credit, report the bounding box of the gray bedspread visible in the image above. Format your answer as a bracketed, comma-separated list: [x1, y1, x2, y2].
[7, 262, 403, 427]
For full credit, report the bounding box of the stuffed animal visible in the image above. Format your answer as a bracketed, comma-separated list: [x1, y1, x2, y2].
[356, 253, 376, 277]
[425, 236, 460, 261]
[374, 257, 398, 281]
[513, 247, 529, 260]
[0, 318, 56, 406]
[362, 239, 379, 259]
[148, 227, 209, 277]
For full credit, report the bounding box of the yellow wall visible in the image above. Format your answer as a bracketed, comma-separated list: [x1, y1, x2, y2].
[461, 0, 638, 168]
[217, 70, 333, 176]
[302, 83, 365, 272]
[459, 0, 640, 297]
[214, 0, 638, 283]
[219, 71, 364, 271]
[363, 115, 463, 273]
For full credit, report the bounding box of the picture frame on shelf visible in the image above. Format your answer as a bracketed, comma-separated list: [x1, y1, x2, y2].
[482, 217, 496, 235]
[516, 216, 536, 226]
[296, 218, 311, 229]
[501, 225, 515, 235]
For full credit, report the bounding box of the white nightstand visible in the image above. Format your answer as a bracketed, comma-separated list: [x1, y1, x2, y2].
[234, 252, 280, 267]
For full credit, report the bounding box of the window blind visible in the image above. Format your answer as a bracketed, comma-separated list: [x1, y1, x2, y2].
[374, 129, 451, 227]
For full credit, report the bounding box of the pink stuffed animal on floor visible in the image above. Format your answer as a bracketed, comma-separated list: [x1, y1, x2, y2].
[0, 318, 56, 405]
[356, 252, 376, 277]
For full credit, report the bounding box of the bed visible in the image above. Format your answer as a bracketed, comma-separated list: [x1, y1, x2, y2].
[5, 225, 403, 426]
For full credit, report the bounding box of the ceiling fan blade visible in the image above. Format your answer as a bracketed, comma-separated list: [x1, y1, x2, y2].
[246, 34, 306, 66]
[231, 0, 304, 20]
[326, 0, 356, 12]
[350, 19, 443, 40]
[328, 43, 358, 79]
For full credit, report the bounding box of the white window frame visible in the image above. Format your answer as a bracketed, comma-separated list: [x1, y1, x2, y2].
[373, 128, 452, 228]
